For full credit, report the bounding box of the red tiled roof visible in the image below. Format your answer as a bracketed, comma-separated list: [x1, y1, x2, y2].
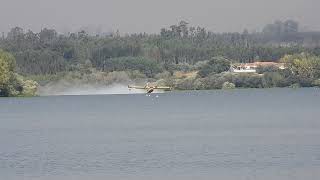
[237, 62, 284, 68]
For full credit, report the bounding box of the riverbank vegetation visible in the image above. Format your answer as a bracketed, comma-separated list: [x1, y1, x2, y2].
[0, 50, 38, 97]
[1, 20, 320, 96]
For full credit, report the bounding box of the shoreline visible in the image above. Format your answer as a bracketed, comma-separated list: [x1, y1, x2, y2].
[2, 86, 318, 98]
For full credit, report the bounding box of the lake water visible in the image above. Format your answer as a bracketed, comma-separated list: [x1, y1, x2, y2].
[1, 88, 320, 180]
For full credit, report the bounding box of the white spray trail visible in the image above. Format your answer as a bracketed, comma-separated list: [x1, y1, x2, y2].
[38, 83, 164, 96]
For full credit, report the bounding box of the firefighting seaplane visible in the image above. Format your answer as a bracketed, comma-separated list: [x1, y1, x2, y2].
[128, 83, 172, 94]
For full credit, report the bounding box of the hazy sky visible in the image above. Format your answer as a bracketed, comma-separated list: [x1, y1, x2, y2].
[0, 0, 319, 34]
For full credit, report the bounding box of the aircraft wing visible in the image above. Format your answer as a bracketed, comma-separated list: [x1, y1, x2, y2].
[128, 85, 146, 89]
[154, 86, 172, 90]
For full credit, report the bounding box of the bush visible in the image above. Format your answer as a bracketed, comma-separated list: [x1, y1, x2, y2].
[202, 73, 233, 89]
[256, 65, 279, 74]
[312, 79, 320, 87]
[193, 78, 206, 90]
[222, 82, 236, 89]
[22, 80, 38, 96]
[1, 73, 38, 97]
[233, 73, 263, 88]
[262, 72, 286, 88]
[290, 83, 301, 88]
[175, 77, 197, 90]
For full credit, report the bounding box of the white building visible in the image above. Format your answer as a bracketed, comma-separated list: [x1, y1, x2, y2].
[230, 62, 285, 73]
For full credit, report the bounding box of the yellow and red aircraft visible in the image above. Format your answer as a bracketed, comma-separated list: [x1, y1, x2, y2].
[128, 83, 172, 94]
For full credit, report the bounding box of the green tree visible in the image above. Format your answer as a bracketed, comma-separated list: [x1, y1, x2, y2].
[103, 57, 161, 77]
[0, 49, 15, 88]
[281, 54, 320, 86]
[0, 57, 10, 91]
[0, 49, 38, 97]
[198, 57, 231, 77]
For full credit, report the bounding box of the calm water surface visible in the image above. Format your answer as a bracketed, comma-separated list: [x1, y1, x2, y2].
[1, 88, 320, 180]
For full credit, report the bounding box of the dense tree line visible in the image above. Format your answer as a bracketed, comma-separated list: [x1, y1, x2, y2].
[1, 20, 320, 94]
[1, 20, 320, 77]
